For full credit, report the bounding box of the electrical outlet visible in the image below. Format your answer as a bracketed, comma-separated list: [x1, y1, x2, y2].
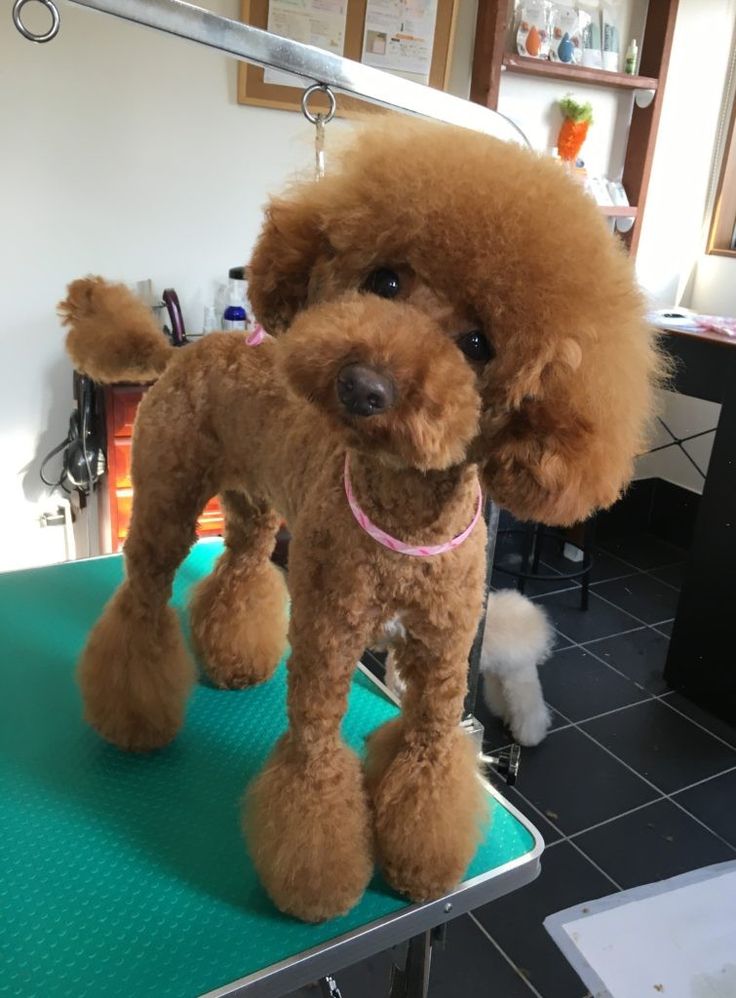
[40, 507, 66, 528]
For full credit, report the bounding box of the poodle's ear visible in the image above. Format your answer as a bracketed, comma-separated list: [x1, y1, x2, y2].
[247, 192, 329, 335]
[477, 322, 661, 527]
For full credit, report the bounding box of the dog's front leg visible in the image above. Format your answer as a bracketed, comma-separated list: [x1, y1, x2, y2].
[365, 620, 487, 902]
[243, 546, 375, 922]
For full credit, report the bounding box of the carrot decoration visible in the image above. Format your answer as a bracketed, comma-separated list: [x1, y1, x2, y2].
[557, 97, 593, 162]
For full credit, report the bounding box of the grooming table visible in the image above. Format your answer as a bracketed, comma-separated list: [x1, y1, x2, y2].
[0, 540, 542, 998]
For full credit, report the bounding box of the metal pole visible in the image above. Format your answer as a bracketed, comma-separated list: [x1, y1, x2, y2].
[389, 931, 433, 998]
[464, 500, 499, 720]
[14, 0, 529, 145]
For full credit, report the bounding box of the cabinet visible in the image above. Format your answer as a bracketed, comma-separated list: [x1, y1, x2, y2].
[470, 0, 679, 255]
[104, 384, 224, 552]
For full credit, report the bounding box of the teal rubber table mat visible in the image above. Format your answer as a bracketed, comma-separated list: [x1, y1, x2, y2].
[0, 541, 541, 998]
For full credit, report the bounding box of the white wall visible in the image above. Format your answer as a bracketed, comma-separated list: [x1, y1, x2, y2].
[635, 0, 736, 306]
[499, 73, 632, 178]
[690, 255, 736, 315]
[1, 0, 341, 571]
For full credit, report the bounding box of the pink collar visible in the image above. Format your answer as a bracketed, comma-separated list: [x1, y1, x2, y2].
[343, 454, 482, 557]
[245, 323, 267, 345]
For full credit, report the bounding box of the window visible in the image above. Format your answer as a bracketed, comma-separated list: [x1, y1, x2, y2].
[708, 93, 736, 256]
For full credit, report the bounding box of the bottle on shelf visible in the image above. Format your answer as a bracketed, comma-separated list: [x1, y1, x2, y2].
[222, 266, 249, 332]
[625, 39, 638, 75]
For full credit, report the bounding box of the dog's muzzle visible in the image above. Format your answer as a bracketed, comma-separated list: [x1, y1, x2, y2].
[336, 363, 396, 417]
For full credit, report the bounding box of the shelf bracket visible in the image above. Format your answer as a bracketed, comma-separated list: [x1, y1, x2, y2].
[615, 216, 637, 234]
[634, 89, 656, 109]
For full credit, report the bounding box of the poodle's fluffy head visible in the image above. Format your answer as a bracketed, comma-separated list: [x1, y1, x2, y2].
[249, 117, 661, 525]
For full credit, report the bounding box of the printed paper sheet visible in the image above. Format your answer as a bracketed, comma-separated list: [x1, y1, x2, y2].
[264, 0, 348, 87]
[361, 0, 439, 84]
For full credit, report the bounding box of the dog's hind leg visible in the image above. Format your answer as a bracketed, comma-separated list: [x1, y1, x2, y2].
[190, 491, 288, 688]
[244, 542, 375, 922]
[364, 618, 487, 903]
[78, 383, 217, 753]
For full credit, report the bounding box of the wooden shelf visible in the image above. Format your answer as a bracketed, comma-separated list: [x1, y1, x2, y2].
[599, 205, 639, 217]
[471, 1, 679, 257]
[502, 54, 659, 92]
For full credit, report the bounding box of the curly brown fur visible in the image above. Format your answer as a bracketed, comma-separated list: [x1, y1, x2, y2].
[78, 583, 195, 752]
[59, 276, 172, 383]
[63, 116, 659, 921]
[282, 294, 480, 471]
[365, 719, 486, 899]
[250, 116, 663, 525]
[190, 493, 288, 688]
[244, 734, 373, 922]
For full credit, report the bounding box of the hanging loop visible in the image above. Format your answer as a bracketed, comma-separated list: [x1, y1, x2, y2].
[13, 0, 60, 42]
[300, 83, 337, 125]
[302, 84, 336, 180]
[313, 116, 326, 179]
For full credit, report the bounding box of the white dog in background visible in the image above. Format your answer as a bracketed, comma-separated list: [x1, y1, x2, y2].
[383, 589, 554, 747]
[478, 589, 554, 746]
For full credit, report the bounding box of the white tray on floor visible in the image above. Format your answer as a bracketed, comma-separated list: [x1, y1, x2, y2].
[544, 860, 736, 998]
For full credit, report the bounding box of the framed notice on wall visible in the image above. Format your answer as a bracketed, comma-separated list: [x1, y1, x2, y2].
[238, 0, 459, 116]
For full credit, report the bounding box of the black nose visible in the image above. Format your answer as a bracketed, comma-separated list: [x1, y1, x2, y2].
[337, 363, 396, 417]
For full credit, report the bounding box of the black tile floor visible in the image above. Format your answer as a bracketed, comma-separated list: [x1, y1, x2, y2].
[287, 529, 736, 997]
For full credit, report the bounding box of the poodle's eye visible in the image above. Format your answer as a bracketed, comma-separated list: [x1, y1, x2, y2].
[363, 268, 401, 299]
[457, 330, 494, 364]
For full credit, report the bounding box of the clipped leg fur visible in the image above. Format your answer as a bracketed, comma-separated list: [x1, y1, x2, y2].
[243, 549, 375, 921]
[78, 582, 194, 751]
[190, 492, 288, 688]
[365, 717, 486, 900]
[244, 734, 373, 922]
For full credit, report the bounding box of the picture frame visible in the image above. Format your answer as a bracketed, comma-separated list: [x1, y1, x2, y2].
[238, 0, 459, 117]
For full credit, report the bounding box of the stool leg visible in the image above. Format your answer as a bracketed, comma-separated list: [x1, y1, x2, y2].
[518, 523, 536, 595]
[532, 524, 543, 573]
[580, 517, 596, 612]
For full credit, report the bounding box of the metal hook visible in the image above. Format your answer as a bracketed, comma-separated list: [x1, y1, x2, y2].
[301, 85, 336, 180]
[13, 0, 60, 42]
[300, 83, 337, 125]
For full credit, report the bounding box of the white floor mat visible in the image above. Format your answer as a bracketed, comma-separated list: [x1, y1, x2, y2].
[544, 860, 736, 997]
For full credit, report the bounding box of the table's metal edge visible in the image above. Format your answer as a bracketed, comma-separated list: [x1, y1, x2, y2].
[356, 657, 401, 707]
[201, 848, 541, 998]
[200, 723, 544, 998]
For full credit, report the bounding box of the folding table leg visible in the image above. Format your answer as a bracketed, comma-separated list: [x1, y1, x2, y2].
[388, 930, 433, 998]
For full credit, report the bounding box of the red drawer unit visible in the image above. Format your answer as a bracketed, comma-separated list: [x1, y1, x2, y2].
[104, 384, 223, 551]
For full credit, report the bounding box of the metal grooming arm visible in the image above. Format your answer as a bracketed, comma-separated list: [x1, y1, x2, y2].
[13, 0, 528, 145]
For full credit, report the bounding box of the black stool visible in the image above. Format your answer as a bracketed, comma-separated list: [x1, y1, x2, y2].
[494, 518, 596, 611]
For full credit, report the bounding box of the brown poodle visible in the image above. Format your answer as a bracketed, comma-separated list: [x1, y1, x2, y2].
[59, 117, 660, 923]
